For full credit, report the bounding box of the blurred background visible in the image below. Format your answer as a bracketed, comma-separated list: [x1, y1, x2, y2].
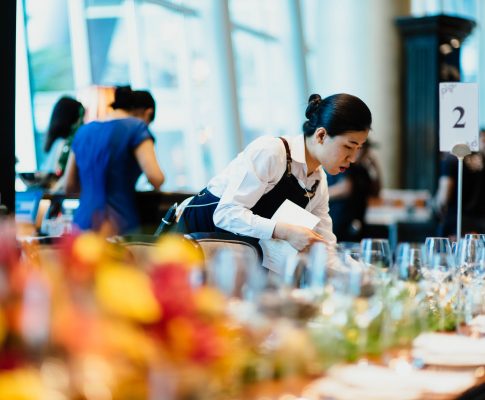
[12, 0, 485, 193]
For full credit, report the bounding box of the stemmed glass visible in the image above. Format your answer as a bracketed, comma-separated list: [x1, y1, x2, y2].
[285, 242, 327, 294]
[350, 263, 383, 363]
[421, 237, 457, 331]
[392, 243, 424, 282]
[464, 233, 485, 245]
[455, 237, 485, 331]
[259, 244, 328, 322]
[360, 238, 392, 286]
[423, 237, 451, 260]
[422, 237, 453, 283]
[360, 238, 392, 270]
[207, 247, 266, 303]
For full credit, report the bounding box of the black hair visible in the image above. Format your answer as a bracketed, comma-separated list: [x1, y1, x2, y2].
[111, 85, 156, 122]
[132, 90, 156, 122]
[44, 96, 85, 152]
[302, 93, 372, 137]
[110, 85, 135, 110]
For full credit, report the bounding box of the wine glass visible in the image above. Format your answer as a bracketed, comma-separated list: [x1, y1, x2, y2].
[350, 264, 383, 363]
[421, 240, 458, 332]
[360, 238, 392, 286]
[279, 243, 332, 321]
[392, 243, 424, 282]
[456, 237, 485, 276]
[423, 237, 451, 259]
[360, 238, 392, 270]
[207, 247, 264, 300]
[464, 233, 485, 245]
[455, 237, 485, 331]
[380, 279, 426, 370]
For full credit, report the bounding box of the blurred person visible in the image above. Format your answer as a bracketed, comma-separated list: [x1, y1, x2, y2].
[434, 128, 485, 238]
[178, 93, 372, 255]
[327, 140, 381, 242]
[41, 96, 85, 177]
[64, 86, 165, 234]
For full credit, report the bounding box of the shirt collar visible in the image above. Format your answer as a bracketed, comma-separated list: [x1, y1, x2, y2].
[286, 134, 306, 164]
[285, 134, 325, 179]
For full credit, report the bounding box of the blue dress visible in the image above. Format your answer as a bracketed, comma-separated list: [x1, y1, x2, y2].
[71, 117, 154, 234]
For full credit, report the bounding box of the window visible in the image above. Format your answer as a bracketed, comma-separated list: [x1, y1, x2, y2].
[21, 0, 76, 170]
[230, 0, 301, 145]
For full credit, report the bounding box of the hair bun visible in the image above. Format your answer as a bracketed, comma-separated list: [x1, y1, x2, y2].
[308, 93, 322, 103]
[111, 85, 134, 109]
[305, 93, 322, 119]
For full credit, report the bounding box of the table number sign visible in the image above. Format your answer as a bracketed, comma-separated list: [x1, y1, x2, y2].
[439, 82, 479, 152]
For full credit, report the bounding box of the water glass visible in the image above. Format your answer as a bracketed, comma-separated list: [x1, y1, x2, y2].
[392, 244, 424, 282]
[360, 238, 392, 270]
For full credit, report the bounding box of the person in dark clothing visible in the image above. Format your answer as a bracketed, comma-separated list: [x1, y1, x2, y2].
[327, 146, 374, 242]
[434, 129, 485, 238]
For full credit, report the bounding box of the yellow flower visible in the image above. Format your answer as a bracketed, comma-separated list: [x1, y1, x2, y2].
[193, 287, 227, 318]
[95, 262, 161, 323]
[152, 234, 204, 268]
[103, 320, 162, 364]
[0, 368, 46, 400]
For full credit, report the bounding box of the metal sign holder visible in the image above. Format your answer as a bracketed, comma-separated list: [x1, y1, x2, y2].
[450, 143, 472, 240]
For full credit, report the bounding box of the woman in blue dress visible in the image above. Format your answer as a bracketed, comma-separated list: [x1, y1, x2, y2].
[64, 86, 165, 234]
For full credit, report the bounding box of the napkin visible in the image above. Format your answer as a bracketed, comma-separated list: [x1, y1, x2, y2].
[302, 363, 476, 400]
[259, 199, 320, 273]
[413, 332, 485, 367]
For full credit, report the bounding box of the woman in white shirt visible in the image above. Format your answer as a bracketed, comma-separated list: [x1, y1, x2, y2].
[179, 93, 372, 252]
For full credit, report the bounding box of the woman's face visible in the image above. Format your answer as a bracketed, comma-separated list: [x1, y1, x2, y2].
[313, 129, 369, 175]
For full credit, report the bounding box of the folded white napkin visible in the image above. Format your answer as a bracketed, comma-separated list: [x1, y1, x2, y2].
[413, 332, 485, 367]
[302, 363, 476, 400]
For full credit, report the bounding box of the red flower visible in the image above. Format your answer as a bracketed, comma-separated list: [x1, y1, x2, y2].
[150, 263, 195, 321]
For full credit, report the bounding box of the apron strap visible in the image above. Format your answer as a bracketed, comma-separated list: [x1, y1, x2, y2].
[279, 137, 292, 176]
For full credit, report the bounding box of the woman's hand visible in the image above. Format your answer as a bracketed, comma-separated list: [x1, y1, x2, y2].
[273, 222, 327, 251]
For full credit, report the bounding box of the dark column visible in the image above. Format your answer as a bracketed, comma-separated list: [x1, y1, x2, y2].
[0, 0, 17, 213]
[396, 15, 475, 191]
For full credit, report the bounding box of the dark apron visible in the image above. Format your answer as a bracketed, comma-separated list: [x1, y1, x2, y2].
[178, 137, 320, 235]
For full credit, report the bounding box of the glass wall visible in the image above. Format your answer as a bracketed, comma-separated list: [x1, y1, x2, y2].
[21, 0, 76, 171]
[230, 0, 298, 145]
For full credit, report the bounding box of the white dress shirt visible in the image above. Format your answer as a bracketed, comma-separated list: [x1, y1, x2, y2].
[207, 134, 337, 245]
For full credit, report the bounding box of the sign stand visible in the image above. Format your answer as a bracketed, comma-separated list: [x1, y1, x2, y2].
[450, 144, 471, 240]
[439, 82, 479, 240]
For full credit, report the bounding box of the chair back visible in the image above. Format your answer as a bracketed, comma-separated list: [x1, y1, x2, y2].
[110, 234, 159, 271]
[186, 232, 263, 267]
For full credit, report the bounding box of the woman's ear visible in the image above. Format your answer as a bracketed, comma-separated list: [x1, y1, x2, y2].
[143, 109, 154, 125]
[315, 127, 327, 144]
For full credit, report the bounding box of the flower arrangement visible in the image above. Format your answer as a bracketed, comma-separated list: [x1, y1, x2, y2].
[0, 217, 463, 399]
[0, 220, 321, 399]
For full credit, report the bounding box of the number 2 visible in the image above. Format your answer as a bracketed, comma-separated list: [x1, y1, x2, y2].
[453, 106, 465, 128]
